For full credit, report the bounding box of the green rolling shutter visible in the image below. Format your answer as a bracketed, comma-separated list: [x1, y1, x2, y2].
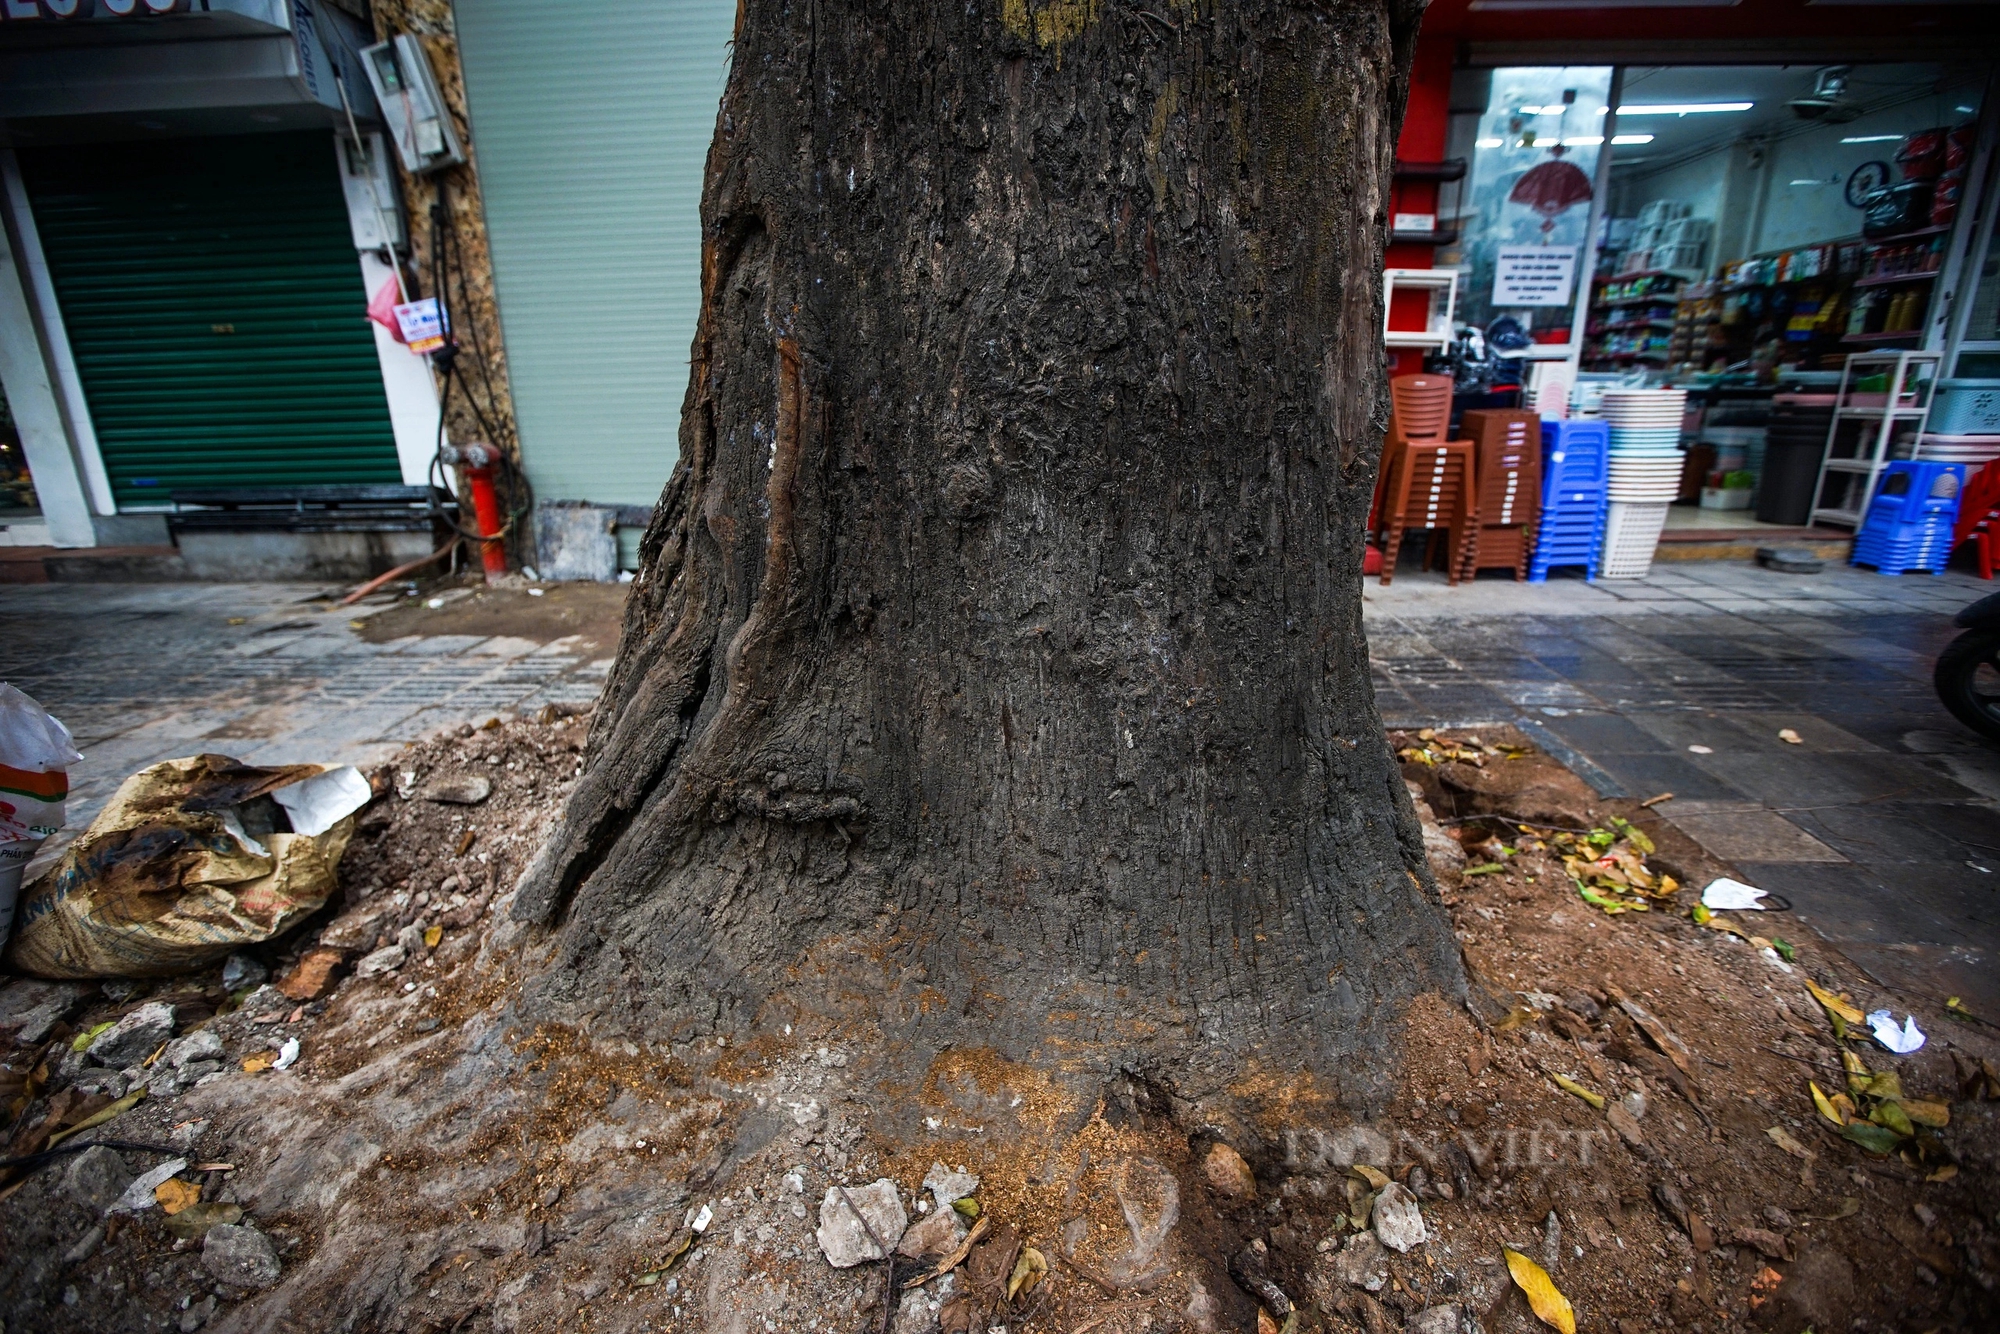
[20, 132, 400, 507]
[453, 0, 736, 507]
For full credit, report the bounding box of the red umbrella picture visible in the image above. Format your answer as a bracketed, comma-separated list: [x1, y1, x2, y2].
[1509, 145, 1593, 235]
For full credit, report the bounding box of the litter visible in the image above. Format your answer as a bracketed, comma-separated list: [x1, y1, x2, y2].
[0, 683, 83, 947]
[272, 1037, 301, 1071]
[3, 755, 372, 979]
[1701, 878, 1769, 911]
[1866, 1010, 1926, 1054]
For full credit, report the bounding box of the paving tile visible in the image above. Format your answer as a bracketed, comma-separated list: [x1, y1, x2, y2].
[1533, 712, 1672, 755]
[1586, 752, 1747, 801]
[1662, 802, 1847, 863]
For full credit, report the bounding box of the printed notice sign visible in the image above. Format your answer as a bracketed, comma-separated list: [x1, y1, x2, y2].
[1492, 246, 1578, 307]
[393, 298, 447, 354]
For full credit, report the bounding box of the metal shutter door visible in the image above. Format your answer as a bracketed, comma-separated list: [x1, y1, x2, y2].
[454, 0, 734, 507]
[19, 133, 400, 508]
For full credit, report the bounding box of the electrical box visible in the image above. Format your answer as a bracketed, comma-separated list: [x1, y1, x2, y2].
[360, 34, 465, 175]
[337, 131, 406, 251]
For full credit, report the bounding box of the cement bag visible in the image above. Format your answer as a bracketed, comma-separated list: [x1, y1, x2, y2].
[0, 683, 82, 945]
[3, 754, 372, 979]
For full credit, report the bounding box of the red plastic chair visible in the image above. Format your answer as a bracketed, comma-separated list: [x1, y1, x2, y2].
[1377, 376, 1478, 585]
[1457, 408, 1543, 581]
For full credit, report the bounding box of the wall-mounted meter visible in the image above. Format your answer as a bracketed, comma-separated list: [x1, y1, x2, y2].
[360, 34, 465, 175]
[338, 131, 407, 251]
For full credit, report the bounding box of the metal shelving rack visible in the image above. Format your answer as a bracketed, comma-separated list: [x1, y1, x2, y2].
[1808, 349, 1942, 528]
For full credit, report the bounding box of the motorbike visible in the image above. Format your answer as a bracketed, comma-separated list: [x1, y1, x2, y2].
[1935, 588, 2000, 743]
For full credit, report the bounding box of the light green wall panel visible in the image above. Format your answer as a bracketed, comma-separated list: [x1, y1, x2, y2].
[454, 0, 734, 507]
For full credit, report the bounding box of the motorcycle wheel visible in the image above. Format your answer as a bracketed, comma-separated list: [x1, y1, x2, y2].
[1934, 626, 2000, 744]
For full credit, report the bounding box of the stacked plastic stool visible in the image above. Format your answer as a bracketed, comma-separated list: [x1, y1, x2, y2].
[1853, 460, 1966, 575]
[1458, 408, 1543, 581]
[1376, 374, 1478, 585]
[1529, 419, 1610, 582]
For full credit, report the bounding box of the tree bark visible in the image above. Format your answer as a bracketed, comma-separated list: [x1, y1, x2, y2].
[512, 0, 1462, 1113]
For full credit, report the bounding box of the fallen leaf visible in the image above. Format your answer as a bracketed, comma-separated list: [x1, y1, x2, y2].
[1730, 1227, 1792, 1261]
[1351, 1164, 1391, 1190]
[1805, 979, 1865, 1027]
[1006, 1245, 1047, 1301]
[162, 1201, 242, 1241]
[1817, 1196, 1861, 1221]
[423, 925, 443, 949]
[1927, 1165, 1958, 1183]
[1869, 1100, 1916, 1138]
[242, 1051, 278, 1074]
[71, 1021, 115, 1054]
[192, 1162, 234, 1173]
[455, 828, 478, 857]
[1810, 1081, 1848, 1126]
[1842, 1049, 1873, 1096]
[1552, 1073, 1605, 1110]
[1503, 1247, 1575, 1334]
[1778, 728, 1803, 744]
[951, 1197, 980, 1219]
[1765, 1125, 1815, 1159]
[1607, 989, 1695, 1081]
[155, 1178, 201, 1215]
[47, 1089, 145, 1148]
[1840, 1120, 1904, 1156]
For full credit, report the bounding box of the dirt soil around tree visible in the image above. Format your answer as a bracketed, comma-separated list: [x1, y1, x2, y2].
[2, 720, 1996, 1334]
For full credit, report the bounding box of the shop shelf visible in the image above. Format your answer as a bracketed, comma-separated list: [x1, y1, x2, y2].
[1864, 224, 1951, 244]
[1841, 331, 1924, 345]
[1853, 270, 1940, 288]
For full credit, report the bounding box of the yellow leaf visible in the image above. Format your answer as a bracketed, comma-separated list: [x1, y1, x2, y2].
[1765, 1125, 1814, 1160]
[1504, 1248, 1575, 1334]
[155, 1178, 202, 1215]
[1864, 1070, 1904, 1102]
[1552, 1073, 1605, 1110]
[1805, 979, 1865, 1026]
[1810, 1081, 1847, 1126]
[1841, 1049, 1872, 1097]
[1831, 1092, 1857, 1123]
[1928, 1165, 1959, 1183]
[1902, 1099, 1950, 1129]
[242, 1051, 278, 1074]
[46, 1089, 145, 1148]
[1870, 1100, 1915, 1138]
[1350, 1164, 1391, 1190]
[1006, 1246, 1047, 1301]
[423, 925, 442, 949]
[951, 1197, 980, 1219]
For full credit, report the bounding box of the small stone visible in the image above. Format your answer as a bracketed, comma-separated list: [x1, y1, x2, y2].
[816, 1179, 908, 1267]
[1621, 1089, 1647, 1121]
[892, 1272, 954, 1334]
[1409, 1305, 1462, 1334]
[64, 1146, 135, 1213]
[164, 1030, 225, 1068]
[353, 945, 407, 979]
[62, 1223, 106, 1266]
[277, 949, 346, 1001]
[202, 1224, 282, 1289]
[72, 1068, 129, 1099]
[1327, 1232, 1390, 1292]
[921, 1162, 979, 1213]
[87, 1001, 177, 1068]
[420, 775, 492, 805]
[897, 1207, 966, 1260]
[318, 908, 385, 953]
[395, 924, 427, 955]
[1202, 1142, 1256, 1199]
[0, 979, 88, 1044]
[179, 1295, 218, 1332]
[219, 955, 267, 993]
[1605, 1102, 1645, 1149]
[1762, 1205, 1795, 1232]
[111, 1158, 190, 1214]
[1371, 1181, 1428, 1253]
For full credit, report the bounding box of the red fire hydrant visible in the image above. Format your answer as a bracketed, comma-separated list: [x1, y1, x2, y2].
[441, 441, 509, 582]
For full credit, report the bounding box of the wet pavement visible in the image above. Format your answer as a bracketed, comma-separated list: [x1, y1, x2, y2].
[1366, 559, 2000, 1019]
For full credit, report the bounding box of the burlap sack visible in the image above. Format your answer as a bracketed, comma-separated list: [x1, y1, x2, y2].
[3, 755, 359, 979]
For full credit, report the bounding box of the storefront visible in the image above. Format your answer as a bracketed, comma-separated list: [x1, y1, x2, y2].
[0, 0, 442, 557]
[1384, 0, 1999, 569]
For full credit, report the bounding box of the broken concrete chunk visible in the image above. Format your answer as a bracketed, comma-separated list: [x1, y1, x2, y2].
[1330, 1232, 1390, 1291]
[816, 1179, 907, 1267]
[896, 1206, 966, 1260]
[202, 1224, 283, 1289]
[87, 1001, 177, 1068]
[1371, 1181, 1428, 1253]
[164, 1030, 224, 1068]
[0, 979, 88, 1044]
[219, 955, 267, 993]
[420, 775, 492, 805]
[277, 948, 346, 1001]
[922, 1161, 979, 1213]
[1408, 1304, 1463, 1334]
[1202, 1142, 1256, 1199]
[110, 1158, 190, 1214]
[353, 944, 407, 979]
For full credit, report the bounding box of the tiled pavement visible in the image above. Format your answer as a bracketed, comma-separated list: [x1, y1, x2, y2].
[0, 582, 610, 843]
[1365, 559, 2000, 1017]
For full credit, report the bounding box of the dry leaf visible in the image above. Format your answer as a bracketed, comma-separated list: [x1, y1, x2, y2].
[1552, 1073, 1605, 1109]
[1504, 1247, 1576, 1334]
[155, 1178, 201, 1215]
[1351, 1164, 1391, 1190]
[1810, 1081, 1848, 1126]
[1257, 1310, 1279, 1334]
[242, 1051, 278, 1074]
[1927, 1165, 1959, 1183]
[423, 925, 443, 949]
[1778, 729, 1803, 744]
[1006, 1246, 1047, 1301]
[1805, 979, 1865, 1026]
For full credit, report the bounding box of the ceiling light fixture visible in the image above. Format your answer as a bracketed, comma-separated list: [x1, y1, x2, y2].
[1476, 137, 1504, 148]
[1611, 134, 1655, 145]
[1617, 102, 1754, 116]
[1789, 178, 1836, 187]
[1840, 134, 1903, 143]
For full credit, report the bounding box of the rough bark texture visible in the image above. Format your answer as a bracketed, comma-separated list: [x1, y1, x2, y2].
[513, 0, 1462, 1113]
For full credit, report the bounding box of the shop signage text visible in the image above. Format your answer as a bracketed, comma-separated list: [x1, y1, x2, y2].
[1492, 246, 1579, 307]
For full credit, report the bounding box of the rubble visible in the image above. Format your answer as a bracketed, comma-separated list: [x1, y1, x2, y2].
[815, 1179, 907, 1267]
[200, 1224, 282, 1289]
[86, 1002, 176, 1069]
[1201, 1141, 1256, 1199]
[1370, 1180, 1428, 1253]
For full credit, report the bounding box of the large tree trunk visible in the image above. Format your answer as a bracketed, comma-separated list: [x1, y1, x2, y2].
[512, 0, 1463, 1114]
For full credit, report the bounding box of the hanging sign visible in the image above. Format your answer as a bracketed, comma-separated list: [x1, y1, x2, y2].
[393, 298, 447, 354]
[1492, 246, 1579, 307]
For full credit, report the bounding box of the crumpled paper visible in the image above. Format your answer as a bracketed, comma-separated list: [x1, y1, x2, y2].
[1701, 877, 1769, 911]
[1866, 1009, 1925, 1054]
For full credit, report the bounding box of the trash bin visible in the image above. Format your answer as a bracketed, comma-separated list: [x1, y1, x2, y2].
[1756, 439, 1823, 526]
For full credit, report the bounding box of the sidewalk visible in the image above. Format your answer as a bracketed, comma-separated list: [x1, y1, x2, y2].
[0, 581, 613, 841]
[1365, 559, 2000, 1018]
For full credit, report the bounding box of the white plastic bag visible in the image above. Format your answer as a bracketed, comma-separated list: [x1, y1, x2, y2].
[0, 683, 83, 942]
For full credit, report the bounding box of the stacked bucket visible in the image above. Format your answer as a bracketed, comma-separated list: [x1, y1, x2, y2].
[1853, 461, 1966, 575]
[1598, 388, 1688, 579]
[1528, 420, 1610, 581]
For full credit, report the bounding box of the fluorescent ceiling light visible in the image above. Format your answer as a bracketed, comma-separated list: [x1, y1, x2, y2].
[1476, 138, 1504, 148]
[1611, 134, 1656, 145]
[1789, 178, 1835, 186]
[1617, 102, 1754, 116]
[1840, 134, 1903, 143]
[1563, 136, 1605, 146]
[1957, 106, 1975, 114]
